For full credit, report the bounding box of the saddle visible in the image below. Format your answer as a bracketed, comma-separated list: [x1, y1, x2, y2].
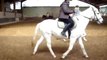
[57, 20, 66, 29]
[56, 18, 77, 29]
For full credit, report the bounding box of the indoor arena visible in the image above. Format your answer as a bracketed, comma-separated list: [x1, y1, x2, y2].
[0, 0, 107, 60]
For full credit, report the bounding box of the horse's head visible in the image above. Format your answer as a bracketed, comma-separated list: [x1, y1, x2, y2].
[91, 6, 103, 24]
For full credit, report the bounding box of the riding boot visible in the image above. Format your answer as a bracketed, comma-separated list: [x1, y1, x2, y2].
[68, 28, 71, 39]
[61, 23, 71, 37]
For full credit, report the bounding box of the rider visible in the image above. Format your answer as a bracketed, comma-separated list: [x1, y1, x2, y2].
[59, 0, 75, 38]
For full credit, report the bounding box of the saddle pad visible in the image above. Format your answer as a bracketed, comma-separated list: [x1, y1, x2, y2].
[57, 21, 66, 29]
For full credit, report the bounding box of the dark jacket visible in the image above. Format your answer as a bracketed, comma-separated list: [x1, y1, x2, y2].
[59, 1, 74, 19]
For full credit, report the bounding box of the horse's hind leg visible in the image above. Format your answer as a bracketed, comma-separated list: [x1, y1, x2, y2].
[78, 37, 88, 58]
[33, 36, 44, 55]
[44, 33, 56, 58]
[82, 31, 87, 41]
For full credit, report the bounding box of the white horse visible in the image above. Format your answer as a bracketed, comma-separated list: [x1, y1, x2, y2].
[32, 6, 103, 59]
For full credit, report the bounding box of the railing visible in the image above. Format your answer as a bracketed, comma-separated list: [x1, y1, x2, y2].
[0, 12, 21, 25]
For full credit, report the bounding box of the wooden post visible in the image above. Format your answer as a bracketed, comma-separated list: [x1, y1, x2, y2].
[21, 0, 23, 20]
[1, 0, 4, 11]
[1, 0, 5, 16]
[13, 0, 16, 18]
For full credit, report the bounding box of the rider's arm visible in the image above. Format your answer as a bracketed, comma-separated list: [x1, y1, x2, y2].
[62, 3, 74, 14]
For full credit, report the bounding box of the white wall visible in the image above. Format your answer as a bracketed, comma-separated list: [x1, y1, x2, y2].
[23, 7, 88, 18]
[23, 7, 59, 18]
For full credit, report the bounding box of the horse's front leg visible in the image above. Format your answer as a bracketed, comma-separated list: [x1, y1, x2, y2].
[62, 38, 76, 59]
[78, 37, 89, 58]
[44, 33, 56, 58]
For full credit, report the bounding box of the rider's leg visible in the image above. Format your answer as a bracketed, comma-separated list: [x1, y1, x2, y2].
[68, 17, 74, 28]
[59, 18, 69, 37]
[61, 23, 71, 37]
[67, 17, 74, 38]
[68, 28, 71, 39]
[59, 18, 74, 37]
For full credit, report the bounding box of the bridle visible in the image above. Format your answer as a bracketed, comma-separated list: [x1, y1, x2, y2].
[91, 7, 102, 22]
[74, 6, 102, 24]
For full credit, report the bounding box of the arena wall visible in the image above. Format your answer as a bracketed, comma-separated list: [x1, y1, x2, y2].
[0, 12, 21, 18]
[23, 7, 88, 18]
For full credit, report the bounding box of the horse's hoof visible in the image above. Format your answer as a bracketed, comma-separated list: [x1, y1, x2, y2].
[60, 57, 65, 60]
[85, 56, 89, 59]
[32, 52, 36, 55]
[53, 56, 56, 58]
[60, 55, 66, 60]
[31, 53, 35, 56]
[60, 56, 67, 60]
[61, 56, 64, 59]
[83, 55, 89, 59]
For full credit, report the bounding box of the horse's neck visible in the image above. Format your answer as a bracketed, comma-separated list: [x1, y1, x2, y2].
[73, 13, 90, 30]
[76, 6, 97, 30]
[80, 7, 93, 18]
[77, 17, 89, 28]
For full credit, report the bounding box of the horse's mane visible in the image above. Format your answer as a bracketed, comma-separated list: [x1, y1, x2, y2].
[81, 5, 99, 14]
[80, 6, 92, 15]
[79, 5, 99, 18]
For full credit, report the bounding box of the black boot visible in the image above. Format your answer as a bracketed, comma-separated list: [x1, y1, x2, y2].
[68, 28, 71, 39]
[61, 23, 70, 37]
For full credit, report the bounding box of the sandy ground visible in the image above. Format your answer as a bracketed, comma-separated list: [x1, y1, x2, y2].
[0, 21, 107, 60]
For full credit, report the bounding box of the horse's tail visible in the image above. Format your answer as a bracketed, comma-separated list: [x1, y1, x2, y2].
[31, 23, 40, 47]
[33, 23, 40, 40]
